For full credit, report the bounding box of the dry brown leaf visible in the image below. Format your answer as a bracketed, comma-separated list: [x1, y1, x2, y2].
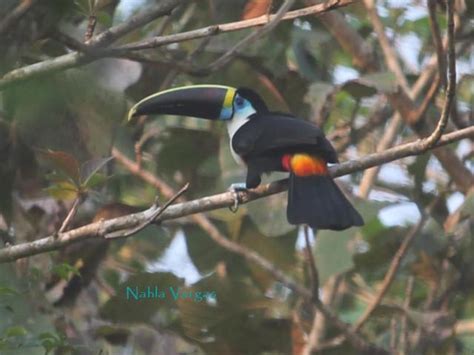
[242, 0, 273, 20]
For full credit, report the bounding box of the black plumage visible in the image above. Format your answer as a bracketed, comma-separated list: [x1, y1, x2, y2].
[232, 112, 338, 184]
[287, 174, 364, 230]
[128, 84, 364, 231]
[231, 111, 363, 230]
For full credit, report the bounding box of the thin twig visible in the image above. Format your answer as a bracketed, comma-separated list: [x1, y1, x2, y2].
[204, 0, 295, 72]
[313, 0, 472, 192]
[58, 196, 83, 233]
[353, 213, 428, 331]
[119, 0, 354, 52]
[0, 0, 186, 89]
[358, 0, 459, 198]
[390, 317, 398, 351]
[111, 150, 378, 353]
[0, 0, 39, 35]
[316, 214, 429, 350]
[89, 0, 185, 48]
[358, 114, 403, 198]
[134, 127, 161, 169]
[400, 276, 415, 355]
[104, 183, 189, 239]
[0, 128, 470, 349]
[410, 74, 442, 125]
[84, 15, 98, 42]
[363, 0, 410, 92]
[0, 0, 356, 90]
[428, 0, 447, 88]
[0, 126, 472, 263]
[304, 225, 319, 299]
[303, 275, 341, 354]
[421, 0, 456, 149]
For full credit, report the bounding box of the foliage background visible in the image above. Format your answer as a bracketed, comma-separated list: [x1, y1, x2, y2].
[0, 0, 472, 354]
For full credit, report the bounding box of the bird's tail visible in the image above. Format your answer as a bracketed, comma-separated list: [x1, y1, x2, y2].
[287, 173, 364, 230]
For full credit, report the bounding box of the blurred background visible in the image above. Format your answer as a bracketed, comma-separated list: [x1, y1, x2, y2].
[0, 0, 472, 353]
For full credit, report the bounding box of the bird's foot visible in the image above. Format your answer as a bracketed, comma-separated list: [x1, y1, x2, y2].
[228, 182, 248, 212]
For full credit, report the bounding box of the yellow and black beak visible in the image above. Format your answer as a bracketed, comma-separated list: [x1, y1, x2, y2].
[128, 85, 237, 123]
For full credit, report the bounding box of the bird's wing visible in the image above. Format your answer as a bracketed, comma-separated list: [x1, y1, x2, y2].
[231, 112, 338, 163]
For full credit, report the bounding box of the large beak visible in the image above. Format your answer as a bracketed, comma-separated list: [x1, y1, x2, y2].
[128, 85, 237, 122]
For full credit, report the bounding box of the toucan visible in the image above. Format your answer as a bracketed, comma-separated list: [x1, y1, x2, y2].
[128, 85, 363, 230]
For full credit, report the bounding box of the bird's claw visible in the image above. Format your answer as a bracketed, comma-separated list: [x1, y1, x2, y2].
[228, 183, 247, 213]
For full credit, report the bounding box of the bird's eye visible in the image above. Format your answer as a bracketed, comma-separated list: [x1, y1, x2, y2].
[235, 97, 245, 107]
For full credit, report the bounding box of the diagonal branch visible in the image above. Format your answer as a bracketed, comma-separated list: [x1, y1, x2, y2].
[0, 126, 471, 263]
[0, 0, 356, 90]
[89, 0, 186, 48]
[202, 0, 295, 72]
[428, 0, 447, 88]
[0, 0, 39, 36]
[311, 0, 472, 192]
[111, 147, 376, 352]
[0, 127, 471, 353]
[0, 0, 185, 90]
[353, 211, 429, 331]
[421, 0, 456, 150]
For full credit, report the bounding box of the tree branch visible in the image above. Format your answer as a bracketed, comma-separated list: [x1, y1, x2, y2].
[353, 212, 428, 331]
[428, 0, 447, 88]
[311, 0, 472, 192]
[0, 0, 356, 90]
[0, 0, 185, 90]
[0, 125, 470, 352]
[0, 126, 471, 263]
[0, 0, 39, 36]
[363, 0, 410, 92]
[421, 0, 456, 150]
[201, 0, 295, 73]
[89, 0, 186, 48]
[111, 149, 377, 353]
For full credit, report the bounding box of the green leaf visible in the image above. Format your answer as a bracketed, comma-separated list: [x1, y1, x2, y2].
[316, 199, 389, 283]
[3, 326, 28, 338]
[38, 332, 59, 341]
[0, 286, 19, 297]
[96, 10, 112, 27]
[315, 227, 357, 284]
[74, 0, 91, 14]
[80, 156, 113, 185]
[51, 263, 81, 281]
[45, 181, 78, 200]
[83, 172, 109, 189]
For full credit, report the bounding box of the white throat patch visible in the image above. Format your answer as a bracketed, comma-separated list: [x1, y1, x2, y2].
[227, 107, 255, 166]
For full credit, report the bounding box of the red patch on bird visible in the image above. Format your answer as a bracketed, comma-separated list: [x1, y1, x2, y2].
[282, 154, 292, 171]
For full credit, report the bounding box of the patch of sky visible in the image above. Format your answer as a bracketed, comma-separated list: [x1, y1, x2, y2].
[294, 18, 312, 31]
[115, 0, 146, 22]
[146, 229, 202, 285]
[386, 0, 426, 21]
[378, 163, 411, 186]
[422, 180, 436, 194]
[378, 202, 421, 226]
[396, 33, 422, 72]
[295, 225, 315, 251]
[426, 156, 449, 184]
[333, 65, 359, 85]
[447, 192, 465, 213]
[368, 189, 409, 203]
